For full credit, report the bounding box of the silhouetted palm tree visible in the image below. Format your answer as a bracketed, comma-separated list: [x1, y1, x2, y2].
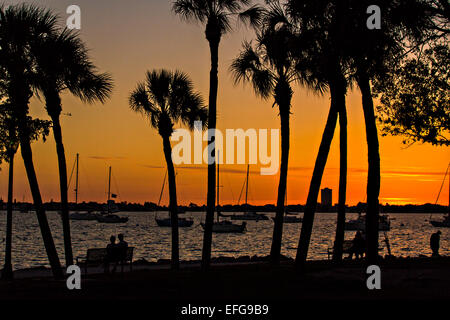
[0, 4, 63, 279]
[0, 102, 50, 279]
[231, 2, 313, 264]
[285, 0, 349, 268]
[0, 101, 17, 280]
[172, 0, 262, 270]
[32, 27, 113, 266]
[344, 0, 438, 263]
[130, 69, 207, 270]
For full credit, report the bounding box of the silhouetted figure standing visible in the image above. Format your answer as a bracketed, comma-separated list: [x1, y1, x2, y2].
[430, 231, 441, 257]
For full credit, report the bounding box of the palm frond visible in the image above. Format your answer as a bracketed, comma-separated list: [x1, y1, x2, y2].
[230, 41, 274, 99]
[172, 0, 208, 23]
[129, 69, 206, 136]
[238, 5, 264, 29]
[74, 71, 114, 104]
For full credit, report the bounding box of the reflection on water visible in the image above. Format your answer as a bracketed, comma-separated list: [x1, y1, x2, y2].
[0, 211, 448, 270]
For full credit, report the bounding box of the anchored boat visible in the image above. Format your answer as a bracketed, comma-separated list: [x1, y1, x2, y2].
[231, 165, 268, 221]
[430, 163, 450, 228]
[201, 153, 246, 233]
[154, 170, 194, 228]
[345, 213, 390, 231]
[96, 166, 128, 224]
[68, 154, 99, 221]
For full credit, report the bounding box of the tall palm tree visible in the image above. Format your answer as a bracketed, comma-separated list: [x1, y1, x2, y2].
[333, 91, 347, 261]
[0, 102, 50, 279]
[344, 0, 437, 263]
[285, 0, 350, 268]
[231, 2, 311, 264]
[130, 69, 207, 270]
[0, 4, 63, 279]
[32, 27, 113, 266]
[172, 0, 262, 270]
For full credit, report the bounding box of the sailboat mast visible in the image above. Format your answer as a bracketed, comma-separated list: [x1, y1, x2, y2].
[75, 153, 79, 205]
[157, 170, 167, 207]
[245, 164, 249, 206]
[108, 166, 111, 202]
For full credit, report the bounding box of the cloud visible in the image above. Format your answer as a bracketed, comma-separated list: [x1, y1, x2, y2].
[141, 164, 165, 169]
[88, 156, 127, 160]
[138, 164, 447, 179]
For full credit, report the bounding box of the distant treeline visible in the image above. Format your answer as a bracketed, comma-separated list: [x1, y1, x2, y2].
[0, 199, 447, 214]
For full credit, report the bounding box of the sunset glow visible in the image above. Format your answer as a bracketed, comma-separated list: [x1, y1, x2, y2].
[0, 0, 448, 206]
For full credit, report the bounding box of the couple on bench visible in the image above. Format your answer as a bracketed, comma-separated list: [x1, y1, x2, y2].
[104, 234, 128, 273]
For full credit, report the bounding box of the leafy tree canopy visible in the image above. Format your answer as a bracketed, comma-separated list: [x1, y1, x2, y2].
[373, 44, 450, 146]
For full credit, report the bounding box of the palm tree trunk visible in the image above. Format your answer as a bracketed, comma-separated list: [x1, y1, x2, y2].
[50, 113, 73, 266]
[2, 151, 14, 280]
[162, 135, 180, 270]
[270, 103, 290, 265]
[295, 80, 340, 270]
[19, 131, 63, 279]
[333, 98, 348, 261]
[357, 74, 380, 265]
[201, 37, 219, 271]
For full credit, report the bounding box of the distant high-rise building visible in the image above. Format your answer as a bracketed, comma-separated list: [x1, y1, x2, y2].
[321, 188, 332, 207]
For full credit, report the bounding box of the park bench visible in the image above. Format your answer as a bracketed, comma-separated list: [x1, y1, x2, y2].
[327, 240, 385, 260]
[327, 240, 355, 260]
[76, 247, 134, 274]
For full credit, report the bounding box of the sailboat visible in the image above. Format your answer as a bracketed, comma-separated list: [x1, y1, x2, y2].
[201, 153, 246, 233]
[155, 170, 194, 227]
[430, 163, 450, 228]
[344, 213, 391, 231]
[69, 154, 99, 221]
[96, 166, 128, 223]
[231, 165, 268, 221]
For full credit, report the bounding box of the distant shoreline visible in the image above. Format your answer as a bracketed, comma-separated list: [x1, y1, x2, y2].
[0, 201, 448, 214]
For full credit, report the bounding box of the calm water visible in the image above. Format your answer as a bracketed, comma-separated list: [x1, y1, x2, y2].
[0, 211, 448, 270]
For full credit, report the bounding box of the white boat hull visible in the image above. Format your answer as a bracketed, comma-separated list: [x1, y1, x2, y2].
[201, 221, 246, 233]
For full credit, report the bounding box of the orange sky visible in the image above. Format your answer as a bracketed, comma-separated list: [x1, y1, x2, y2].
[0, 0, 449, 206]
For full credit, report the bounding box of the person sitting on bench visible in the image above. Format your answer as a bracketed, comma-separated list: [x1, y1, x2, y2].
[104, 235, 118, 273]
[117, 233, 128, 248]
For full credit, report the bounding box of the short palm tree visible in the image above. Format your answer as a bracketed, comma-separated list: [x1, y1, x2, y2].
[129, 69, 207, 270]
[0, 101, 18, 280]
[32, 27, 113, 266]
[172, 0, 262, 270]
[0, 3, 63, 279]
[0, 101, 51, 280]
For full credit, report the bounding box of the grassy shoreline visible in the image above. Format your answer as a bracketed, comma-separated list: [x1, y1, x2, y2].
[1, 256, 449, 301]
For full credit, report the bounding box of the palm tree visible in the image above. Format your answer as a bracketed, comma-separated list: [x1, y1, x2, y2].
[31, 27, 113, 266]
[130, 69, 207, 270]
[332, 91, 347, 261]
[284, 0, 349, 268]
[344, 0, 437, 263]
[230, 3, 306, 264]
[0, 4, 63, 279]
[0, 101, 17, 280]
[0, 102, 51, 279]
[172, 0, 262, 270]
